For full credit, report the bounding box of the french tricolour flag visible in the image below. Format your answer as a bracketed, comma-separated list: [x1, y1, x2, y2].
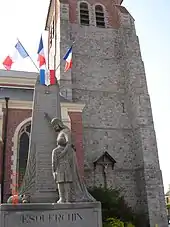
[37, 35, 46, 67]
[3, 40, 29, 70]
[40, 69, 55, 86]
[63, 46, 72, 72]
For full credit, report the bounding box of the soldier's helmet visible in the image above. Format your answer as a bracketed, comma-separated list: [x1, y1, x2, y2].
[51, 118, 65, 130]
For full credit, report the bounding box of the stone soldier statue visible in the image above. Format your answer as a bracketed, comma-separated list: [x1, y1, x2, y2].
[44, 113, 95, 203]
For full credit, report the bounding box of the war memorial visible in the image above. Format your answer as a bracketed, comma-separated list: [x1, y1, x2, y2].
[0, 78, 102, 227]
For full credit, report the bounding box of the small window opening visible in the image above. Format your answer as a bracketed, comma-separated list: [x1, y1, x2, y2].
[95, 5, 105, 28]
[80, 2, 89, 26]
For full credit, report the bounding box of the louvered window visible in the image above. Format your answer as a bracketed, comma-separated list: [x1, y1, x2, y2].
[80, 2, 89, 26]
[95, 5, 105, 28]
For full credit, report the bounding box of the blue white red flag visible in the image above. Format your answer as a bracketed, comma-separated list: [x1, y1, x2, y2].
[37, 35, 46, 67]
[3, 40, 29, 70]
[63, 46, 72, 72]
[40, 69, 55, 86]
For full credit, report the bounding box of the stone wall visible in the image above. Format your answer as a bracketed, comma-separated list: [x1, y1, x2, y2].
[70, 23, 139, 210]
[123, 25, 167, 225]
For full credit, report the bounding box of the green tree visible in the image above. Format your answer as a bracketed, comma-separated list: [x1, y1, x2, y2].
[89, 186, 149, 226]
[89, 186, 135, 224]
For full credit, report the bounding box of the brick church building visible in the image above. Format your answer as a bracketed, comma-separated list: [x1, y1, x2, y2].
[0, 0, 168, 226]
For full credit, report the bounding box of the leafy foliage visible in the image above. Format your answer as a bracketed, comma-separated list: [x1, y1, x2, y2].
[88, 186, 149, 226]
[167, 204, 170, 209]
[127, 223, 135, 227]
[103, 217, 124, 227]
[103, 217, 135, 227]
[88, 186, 135, 224]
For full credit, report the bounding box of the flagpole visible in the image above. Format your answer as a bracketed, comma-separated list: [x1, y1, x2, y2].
[55, 60, 62, 71]
[17, 38, 39, 72]
[28, 56, 39, 72]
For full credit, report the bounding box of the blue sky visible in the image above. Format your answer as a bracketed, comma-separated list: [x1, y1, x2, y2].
[0, 0, 169, 191]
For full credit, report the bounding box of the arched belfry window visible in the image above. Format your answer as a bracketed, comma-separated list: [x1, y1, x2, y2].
[95, 5, 105, 28]
[80, 2, 89, 26]
[17, 122, 31, 187]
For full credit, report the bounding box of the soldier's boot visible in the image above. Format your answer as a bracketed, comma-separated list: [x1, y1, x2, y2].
[57, 183, 66, 203]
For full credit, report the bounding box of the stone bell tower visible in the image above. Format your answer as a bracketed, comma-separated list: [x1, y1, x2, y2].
[45, 0, 167, 226]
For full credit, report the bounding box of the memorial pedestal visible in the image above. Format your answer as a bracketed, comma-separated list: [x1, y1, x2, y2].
[0, 202, 102, 227]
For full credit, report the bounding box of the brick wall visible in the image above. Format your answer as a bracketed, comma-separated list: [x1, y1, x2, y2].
[68, 0, 123, 28]
[0, 141, 3, 190]
[2, 108, 31, 202]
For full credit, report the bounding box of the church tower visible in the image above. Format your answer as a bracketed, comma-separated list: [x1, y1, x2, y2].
[45, 0, 167, 226]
